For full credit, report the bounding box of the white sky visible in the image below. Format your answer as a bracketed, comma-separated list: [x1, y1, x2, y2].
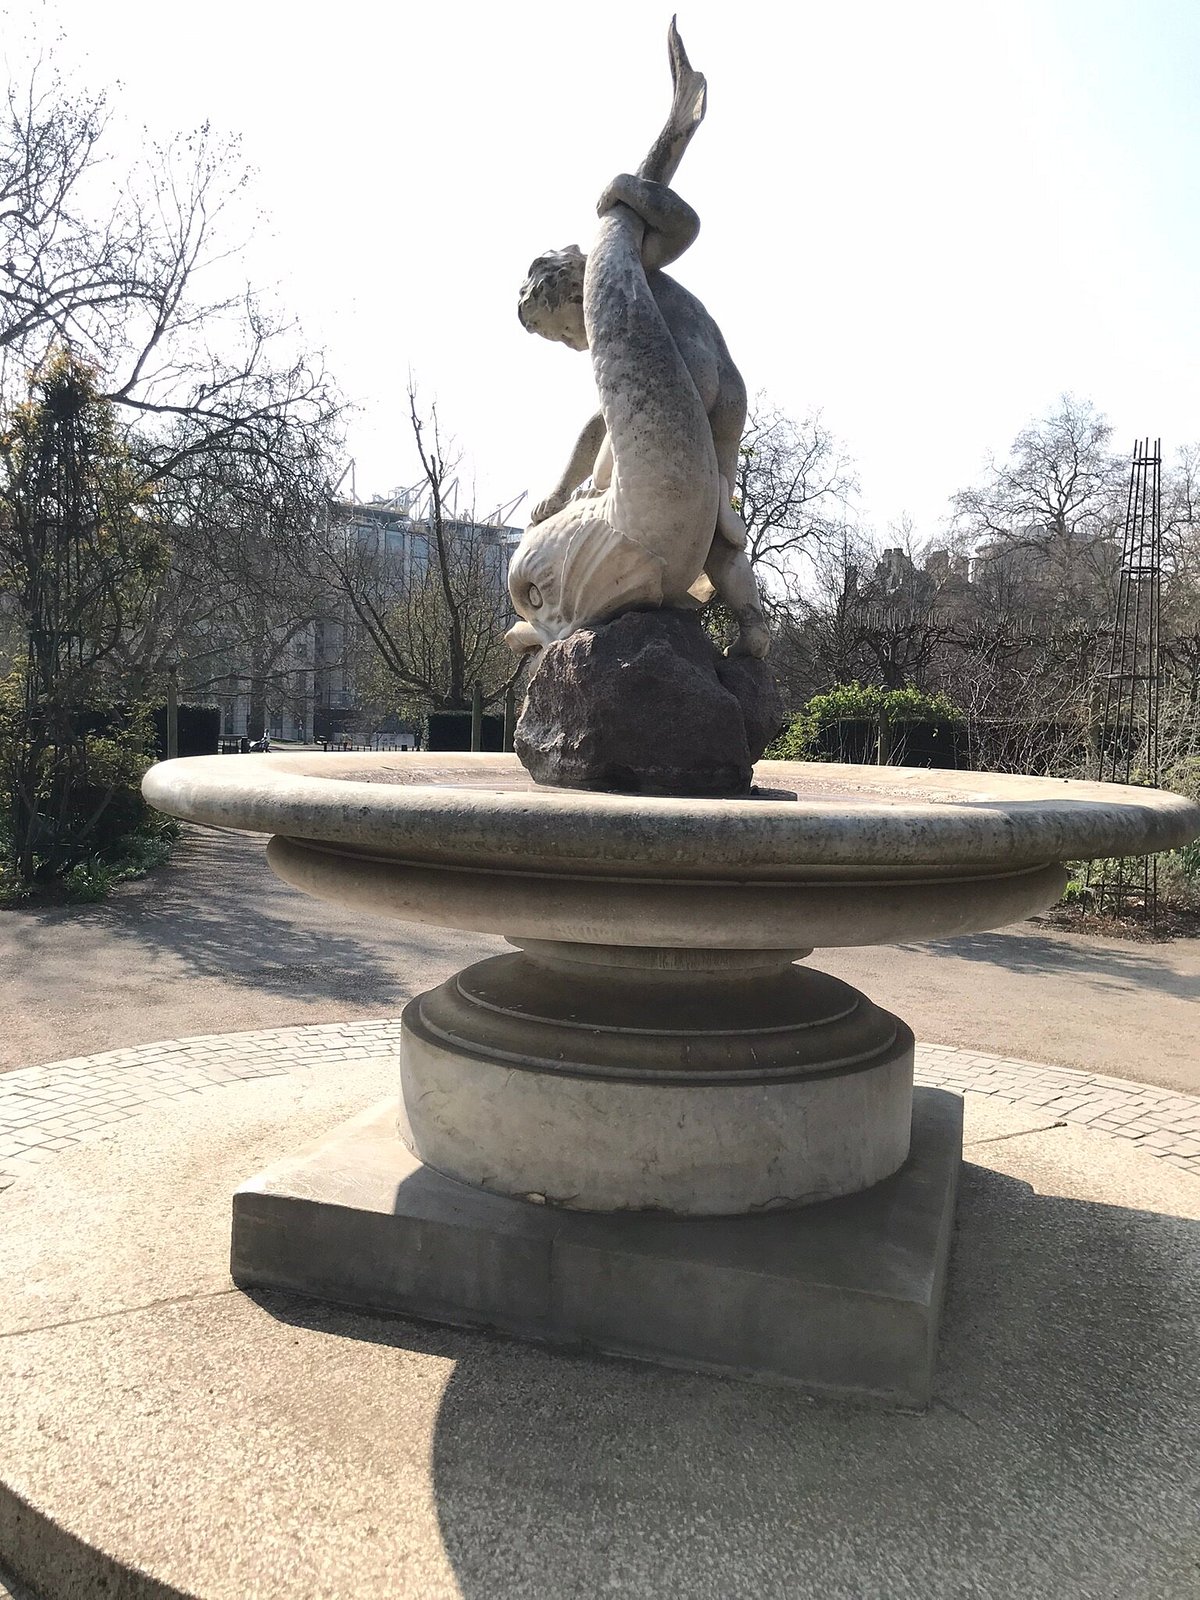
[13, 0, 1200, 538]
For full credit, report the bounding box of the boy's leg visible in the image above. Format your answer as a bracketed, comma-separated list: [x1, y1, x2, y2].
[704, 537, 769, 658]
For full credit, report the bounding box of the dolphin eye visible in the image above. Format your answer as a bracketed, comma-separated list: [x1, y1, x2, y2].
[527, 583, 543, 608]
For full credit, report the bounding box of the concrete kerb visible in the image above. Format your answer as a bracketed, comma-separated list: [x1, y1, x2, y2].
[2, 1023, 1197, 1195]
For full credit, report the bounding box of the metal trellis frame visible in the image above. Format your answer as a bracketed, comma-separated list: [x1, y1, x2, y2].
[1089, 438, 1163, 927]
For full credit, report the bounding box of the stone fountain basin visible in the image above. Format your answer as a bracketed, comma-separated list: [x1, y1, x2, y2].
[139, 751, 1199, 1329]
[142, 752, 1199, 949]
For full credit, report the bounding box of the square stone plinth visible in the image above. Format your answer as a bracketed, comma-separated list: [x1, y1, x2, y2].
[232, 1087, 962, 1409]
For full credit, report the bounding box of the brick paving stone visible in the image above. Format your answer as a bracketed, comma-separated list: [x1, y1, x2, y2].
[0, 1024, 1196, 1190]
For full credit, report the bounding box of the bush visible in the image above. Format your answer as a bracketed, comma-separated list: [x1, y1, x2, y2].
[1164, 756, 1200, 806]
[0, 862, 31, 907]
[1056, 759, 1200, 919]
[1158, 852, 1200, 909]
[0, 712, 180, 904]
[62, 858, 120, 902]
[1156, 758, 1200, 900]
[0, 681, 162, 885]
[61, 815, 181, 903]
[768, 684, 964, 762]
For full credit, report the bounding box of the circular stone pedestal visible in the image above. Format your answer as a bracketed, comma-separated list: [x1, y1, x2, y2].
[399, 942, 914, 1213]
[141, 752, 1200, 1220]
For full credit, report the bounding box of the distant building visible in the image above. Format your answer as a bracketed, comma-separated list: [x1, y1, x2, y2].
[304, 491, 523, 746]
[205, 491, 524, 745]
[967, 525, 1120, 607]
[333, 495, 521, 578]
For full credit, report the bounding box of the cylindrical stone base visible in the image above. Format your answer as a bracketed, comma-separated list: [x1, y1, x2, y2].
[398, 942, 914, 1215]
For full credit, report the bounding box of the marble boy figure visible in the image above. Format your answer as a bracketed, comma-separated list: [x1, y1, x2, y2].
[505, 23, 770, 662]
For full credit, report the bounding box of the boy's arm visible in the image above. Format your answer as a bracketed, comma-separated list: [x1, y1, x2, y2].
[530, 411, 608, 524]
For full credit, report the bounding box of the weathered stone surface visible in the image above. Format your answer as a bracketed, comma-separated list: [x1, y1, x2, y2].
[397, 949, 914, 1213]
[506, 22, 771, 664]
[715, 649, 788, 763]
[143, 752, 1199, 949]
[514, 607, 784, 796]
[234, 1087, 960, 1406]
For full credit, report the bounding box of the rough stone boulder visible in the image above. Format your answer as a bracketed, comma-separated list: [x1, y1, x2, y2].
[515, 607, 785, 797]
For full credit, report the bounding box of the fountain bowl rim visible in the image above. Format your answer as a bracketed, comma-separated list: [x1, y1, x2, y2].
[141, 751, 1200, 875]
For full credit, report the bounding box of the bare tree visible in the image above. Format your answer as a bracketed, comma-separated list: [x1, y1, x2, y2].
[769, 526, 960, 706]
[2, 41, 343, 697]
[734, 397, 857, 588]
[311, 389, 517, 716]
[0, 43, 343, 884]
[941, 611, 1104, 775]
[767, 407, 1200, 780]
[1161, 443, 1199, 580]
[950, 395, 1123, 614]
[1, 48, 339, 493]
[1160, 447, 1200, 765]
[1, 60, 133, 369]
[115, 435, 333, 738]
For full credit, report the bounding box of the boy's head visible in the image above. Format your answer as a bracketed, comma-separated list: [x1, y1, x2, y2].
[517, 246, 588, 351]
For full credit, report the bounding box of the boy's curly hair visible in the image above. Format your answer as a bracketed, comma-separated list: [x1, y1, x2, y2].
[517, 245, 586, 331]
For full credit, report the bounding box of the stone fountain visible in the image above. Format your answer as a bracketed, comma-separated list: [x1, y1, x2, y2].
[144, 752, 1197, 1404]
[144, 26, 1199, 1407]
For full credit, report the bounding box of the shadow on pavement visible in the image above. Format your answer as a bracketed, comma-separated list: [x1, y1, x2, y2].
[905, 929, 1199, 1001]
[5, 826, 441, 1010]
[250, 1160, 1198, 1598]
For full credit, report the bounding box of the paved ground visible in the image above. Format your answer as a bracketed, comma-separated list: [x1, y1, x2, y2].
[2, 1025, 1198, 1198]
[2, 824, 1197, 1092]
[1, 822, 1196, 1599]
[819, 928, 1200, 1096]
[0, 825, 503, 1072]
[1, 1060, 1196, 1600]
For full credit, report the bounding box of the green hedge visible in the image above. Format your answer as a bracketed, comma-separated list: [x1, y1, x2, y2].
[769, 685, 964, 764]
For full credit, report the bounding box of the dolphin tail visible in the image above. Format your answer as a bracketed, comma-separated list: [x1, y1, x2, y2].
[638, 19, 708, 187]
